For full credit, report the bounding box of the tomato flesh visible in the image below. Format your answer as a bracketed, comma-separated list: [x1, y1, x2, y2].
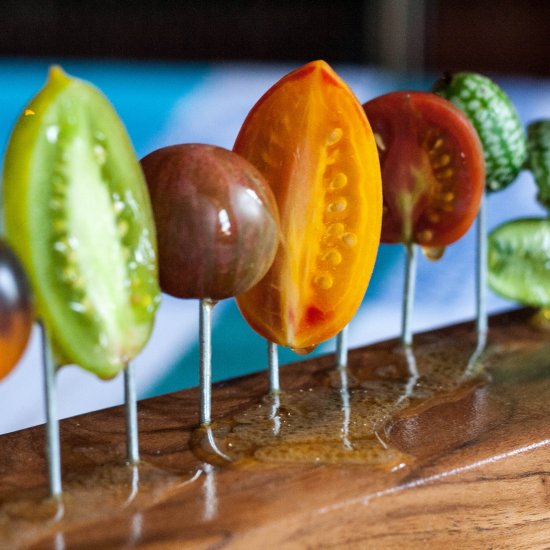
[235, 60, 382, 351]
[363, 92, 484, 248]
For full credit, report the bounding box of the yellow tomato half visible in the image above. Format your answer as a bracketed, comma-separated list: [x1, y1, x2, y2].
[234, 60, 382, 351]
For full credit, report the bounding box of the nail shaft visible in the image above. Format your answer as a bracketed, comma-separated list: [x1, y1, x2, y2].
[267, 341, 281, 434]
[124, 362, 139, 464]
[476, 193, 488, 338]
[199, 299, 214, 426]
[204, 425, 232, 462]
[268, 340, 280, 394]
[41, 322, 62, 497]
[464, 330, 487, 380]
[395, 345, 419, 406]
[270, 392, 281, 435]
[402, 243, 418, 347]
[403, 344, 419, 397]
[336, 325, 349, 368]
[124, 463, 140, 506]
[338, 365, 352, 450]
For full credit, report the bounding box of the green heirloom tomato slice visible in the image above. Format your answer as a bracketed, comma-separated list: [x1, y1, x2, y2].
[488, 218, 550, 307]
[2, 66, 160, 379]
[434, 72, 527, 193]
[527, 120, 550, 210]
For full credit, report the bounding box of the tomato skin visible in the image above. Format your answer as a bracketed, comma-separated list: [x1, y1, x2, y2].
[527, 120, 550, 211]
[0, 241, 33, 380]
[141, 144, 280, 300]
[234, 60, 382, 350]
[363, 91, 485, 247]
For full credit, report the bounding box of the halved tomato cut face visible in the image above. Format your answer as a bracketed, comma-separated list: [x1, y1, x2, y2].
[363, 91, 484, 248]
[2, 67, 160, 379]
[234, 60, 382, 351]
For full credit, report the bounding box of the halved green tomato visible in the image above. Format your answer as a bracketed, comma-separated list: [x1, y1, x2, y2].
[488, 218, 550, 307]
[2, 66, 160, 379]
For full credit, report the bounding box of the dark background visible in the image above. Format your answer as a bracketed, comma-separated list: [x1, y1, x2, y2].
[0, 0, 549, 76]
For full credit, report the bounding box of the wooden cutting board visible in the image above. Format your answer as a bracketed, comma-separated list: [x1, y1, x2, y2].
[0, 308, 549, 549]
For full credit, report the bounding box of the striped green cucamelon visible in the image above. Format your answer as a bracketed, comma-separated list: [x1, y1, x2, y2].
[488, 218, 550, 307]
[526, 120, 550, 211]
[2, 66, 161, 379]
[433, 72, 527, 193]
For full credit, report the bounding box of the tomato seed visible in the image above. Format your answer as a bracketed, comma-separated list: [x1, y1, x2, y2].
[329, 173, 348, 190]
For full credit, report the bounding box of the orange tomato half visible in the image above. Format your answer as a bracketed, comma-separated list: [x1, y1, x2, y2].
[234, 60, 382, 351]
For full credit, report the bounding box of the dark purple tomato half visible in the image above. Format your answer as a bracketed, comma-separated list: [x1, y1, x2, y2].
[0, 239, 33, 380]
[141, 144, 280, 300]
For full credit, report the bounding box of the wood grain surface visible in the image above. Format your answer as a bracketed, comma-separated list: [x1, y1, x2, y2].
[0, 308, 549, 549]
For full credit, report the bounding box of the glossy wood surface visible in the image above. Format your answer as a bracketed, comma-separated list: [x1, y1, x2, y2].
[0, 309, 549, 549]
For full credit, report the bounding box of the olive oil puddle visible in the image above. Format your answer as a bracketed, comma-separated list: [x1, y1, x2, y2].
[0, 461, 199, 548]
[192, 336, 501, 467]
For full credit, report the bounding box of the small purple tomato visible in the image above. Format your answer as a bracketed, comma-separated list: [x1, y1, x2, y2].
[141, 144, 280, 300]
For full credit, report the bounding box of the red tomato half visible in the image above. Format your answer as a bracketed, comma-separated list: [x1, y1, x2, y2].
[363, 91, 484, 248]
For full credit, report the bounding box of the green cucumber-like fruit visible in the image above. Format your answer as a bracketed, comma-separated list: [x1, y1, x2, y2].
[526, 120, 550, 210]
[433, 72, 527, 193]
[488, 218, 550, 307]
[2, 66, 161, 379]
